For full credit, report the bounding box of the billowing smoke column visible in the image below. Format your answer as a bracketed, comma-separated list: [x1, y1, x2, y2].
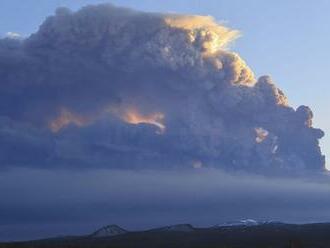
[0, 4, 325, 173]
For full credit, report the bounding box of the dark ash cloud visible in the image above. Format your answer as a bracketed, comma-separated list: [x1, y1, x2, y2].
[0, 4, 325, 173]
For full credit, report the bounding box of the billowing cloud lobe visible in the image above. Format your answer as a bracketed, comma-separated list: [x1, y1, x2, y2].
[0, 4, 325, 173]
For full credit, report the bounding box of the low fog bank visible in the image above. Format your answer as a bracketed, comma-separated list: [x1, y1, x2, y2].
[1, 168, 330, 241]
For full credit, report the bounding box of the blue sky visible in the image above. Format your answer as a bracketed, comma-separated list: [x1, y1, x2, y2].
[1, 0, 329, 168]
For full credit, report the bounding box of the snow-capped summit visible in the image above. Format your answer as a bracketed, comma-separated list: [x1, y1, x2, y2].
[217, 219, 283, 228]
[218, 219, 261, 227]
[90, 225, 128, 237]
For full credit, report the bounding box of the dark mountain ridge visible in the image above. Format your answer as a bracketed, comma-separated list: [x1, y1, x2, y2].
[1, 221, 330, 248]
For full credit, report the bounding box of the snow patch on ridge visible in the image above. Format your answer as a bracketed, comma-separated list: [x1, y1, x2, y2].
[90, 225, 127, 237]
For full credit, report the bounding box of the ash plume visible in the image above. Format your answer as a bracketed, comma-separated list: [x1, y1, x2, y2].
[0, 4, 325, 173]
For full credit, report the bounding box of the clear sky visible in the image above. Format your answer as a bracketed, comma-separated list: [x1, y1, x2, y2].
[1, 0, 329, 168]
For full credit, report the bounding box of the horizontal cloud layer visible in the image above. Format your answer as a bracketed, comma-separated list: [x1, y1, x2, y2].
[1, 169, 330, 241]
[0, 4, 325, 173]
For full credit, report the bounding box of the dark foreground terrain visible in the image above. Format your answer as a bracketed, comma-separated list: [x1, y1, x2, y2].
[2, 222, 330, 248]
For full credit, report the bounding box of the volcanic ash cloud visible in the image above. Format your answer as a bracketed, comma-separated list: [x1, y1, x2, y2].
[0, 4, 325, 173]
